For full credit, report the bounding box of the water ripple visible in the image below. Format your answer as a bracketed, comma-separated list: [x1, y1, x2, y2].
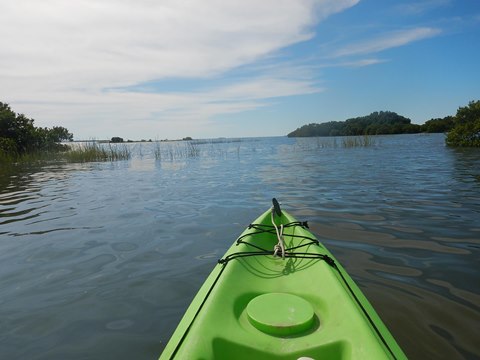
[0, 135, 478, 359]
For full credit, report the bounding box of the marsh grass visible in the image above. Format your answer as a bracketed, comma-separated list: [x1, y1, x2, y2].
[0, 148, 66, 165]
[317, 137, 338, 148]
[293, 135, 377, 151]
[0, 151, 18, 164]
[186, 142, 200, 157]
[1, 141, 133, 165]
[154, 142, 162, 161]
[154, 142, 199, 160]
[153, 140, 232, 160]
[342, 135, 376, 148]
[64, 142, 131, 162]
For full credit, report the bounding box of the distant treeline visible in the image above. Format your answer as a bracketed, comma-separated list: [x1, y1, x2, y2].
[288, 111, 454, 137]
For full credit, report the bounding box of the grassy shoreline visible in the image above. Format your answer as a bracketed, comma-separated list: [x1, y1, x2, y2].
[1, 142, 132, 164]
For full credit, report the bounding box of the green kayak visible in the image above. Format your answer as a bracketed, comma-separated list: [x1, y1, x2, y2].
[160, 199, 406, 360]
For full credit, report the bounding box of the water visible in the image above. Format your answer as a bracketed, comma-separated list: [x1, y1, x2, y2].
[0, 134, 479, 359]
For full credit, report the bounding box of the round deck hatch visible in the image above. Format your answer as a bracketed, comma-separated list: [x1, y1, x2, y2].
[246, 293, 315, 336]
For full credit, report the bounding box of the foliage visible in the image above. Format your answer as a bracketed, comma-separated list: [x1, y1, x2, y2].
[288, 111, 421, 137]
[422, 116, 455, 133]
[0, 137, 18, 155]
[110, 137, 124, 143]
[0, 101, 73, 156]
[446, 100, 480, 147]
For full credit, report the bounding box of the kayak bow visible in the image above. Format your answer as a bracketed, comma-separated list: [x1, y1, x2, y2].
[160, 200, 406, 360]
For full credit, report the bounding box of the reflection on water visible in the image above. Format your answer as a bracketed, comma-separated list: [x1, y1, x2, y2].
[0, 134, 479, 359]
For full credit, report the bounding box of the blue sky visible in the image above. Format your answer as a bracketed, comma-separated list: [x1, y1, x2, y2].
[1, 0, 479, 140]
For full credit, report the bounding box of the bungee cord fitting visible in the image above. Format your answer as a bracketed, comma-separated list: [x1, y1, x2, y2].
[271, 198, 286, 259]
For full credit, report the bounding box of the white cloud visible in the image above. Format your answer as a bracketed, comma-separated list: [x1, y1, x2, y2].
[0, 0, 352, 84]
[332, 27, 442, 58]
[0, 0, 358, 138]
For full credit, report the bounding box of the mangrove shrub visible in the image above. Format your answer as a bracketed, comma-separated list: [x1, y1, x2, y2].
[446, 100, 480, 147]
[0, 102, 73, 156]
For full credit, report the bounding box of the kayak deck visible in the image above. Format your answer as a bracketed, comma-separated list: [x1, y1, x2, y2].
[160, 206, 406, 359]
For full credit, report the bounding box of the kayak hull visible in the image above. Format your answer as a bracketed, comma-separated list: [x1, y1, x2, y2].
[160, 206, 406, 359]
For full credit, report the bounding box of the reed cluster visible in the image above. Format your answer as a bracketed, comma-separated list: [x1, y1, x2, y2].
[63, 142, 131, 162]
[0, 149, 65, 164]
[342, 135, 376, 147]
[293, 135, 377, 152]
[154, 141, 231, 160]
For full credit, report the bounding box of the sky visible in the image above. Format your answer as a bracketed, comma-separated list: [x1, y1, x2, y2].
[1, 0, 479, 140]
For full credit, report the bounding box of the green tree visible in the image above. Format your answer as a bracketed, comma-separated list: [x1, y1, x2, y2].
[287, 111, 418, 137]
[423, 116, 455, 133]
[0, 103, 36, 153]
[446, 100, 480, 147]
[0, 101, 73, 155]
[110, 137, 124, 143]
[47, 126, 73, 142]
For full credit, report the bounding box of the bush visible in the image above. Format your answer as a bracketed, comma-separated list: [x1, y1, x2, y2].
[446, 101, 480, 147]
[0, 101, 73, 156]
[0, 137, 18, 155]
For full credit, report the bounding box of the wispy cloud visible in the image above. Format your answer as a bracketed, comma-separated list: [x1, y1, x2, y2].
[337, 58, 387, 67]
[332, 27, 442, 58]
[396, 0, 451, 15]
[0, 1, 318, 86]
[0, 0, 359, 138]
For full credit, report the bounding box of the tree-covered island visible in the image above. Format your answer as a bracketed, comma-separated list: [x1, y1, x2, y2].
[288, 111, 447, 137]
[288, 100, 479, 147]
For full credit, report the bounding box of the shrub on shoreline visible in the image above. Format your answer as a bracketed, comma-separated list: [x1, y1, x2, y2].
[1, 102, 72, 157]
[446, 101, 480, 147]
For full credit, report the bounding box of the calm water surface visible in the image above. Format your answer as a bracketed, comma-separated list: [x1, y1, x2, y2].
[0, 134, 479, 359]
